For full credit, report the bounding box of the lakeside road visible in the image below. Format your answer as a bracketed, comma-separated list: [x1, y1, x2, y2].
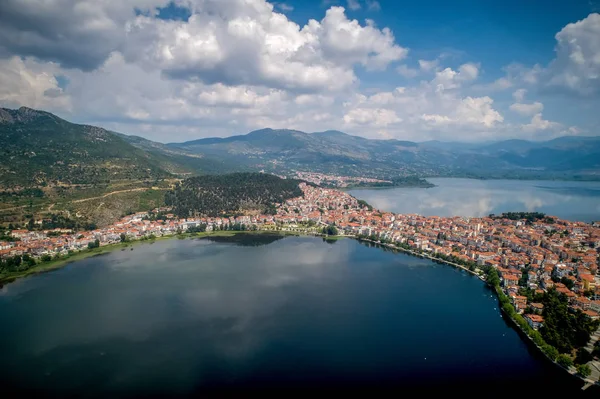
[358, 238, 486, 280]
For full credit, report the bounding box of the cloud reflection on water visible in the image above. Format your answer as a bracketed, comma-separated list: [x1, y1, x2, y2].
[0, 237, 353, 359]
[347, 178, 600, 221]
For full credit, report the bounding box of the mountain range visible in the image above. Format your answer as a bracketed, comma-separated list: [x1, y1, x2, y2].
[167, 128, 600, 181]
[1, 107, 599, 189]
[0, 107, 236, 187]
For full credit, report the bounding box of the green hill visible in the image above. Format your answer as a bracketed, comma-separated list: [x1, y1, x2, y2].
[0, 107, 245, 228]
[4, 107, 597, 193]
[165, 173, 303, 217]
[114, 132, 242, 176]
[0, 107, 169, 187]
[0, 107, 243, 189]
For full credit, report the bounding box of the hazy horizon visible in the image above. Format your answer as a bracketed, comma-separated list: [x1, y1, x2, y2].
[0, 0, 598, 143]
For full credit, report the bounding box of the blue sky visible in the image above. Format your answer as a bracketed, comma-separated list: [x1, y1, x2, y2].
[0, 0, 598, 142]
[311, 1, 591, 66]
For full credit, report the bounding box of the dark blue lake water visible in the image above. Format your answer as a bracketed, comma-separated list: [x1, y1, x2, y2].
[0, 236, 593, 396]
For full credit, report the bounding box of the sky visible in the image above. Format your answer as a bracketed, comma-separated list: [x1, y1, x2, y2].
[0, 0, 598, 143]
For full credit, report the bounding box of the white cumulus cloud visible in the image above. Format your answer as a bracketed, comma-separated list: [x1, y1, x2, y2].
[509, 101, 544, 116]
[343, 108, 402, 126]
[522, 113, 561, 133]
[0, 0, 593, 143]
[546, 13, 600, 95]
[431, 63, 479, 90]
[0, 56, 71, 112]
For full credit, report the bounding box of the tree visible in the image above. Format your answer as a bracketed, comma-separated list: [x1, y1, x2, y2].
[556, 354, 573, 369]
[357, 199, 373, 211]
[540, 288, 596, 354]
[594, 342, 600, 358]
[322, 224, 338, 236]
[560, 276, 574, 290]
[542, 345, 559, 361]
[164, 173, 303, 217]
[120, 233, 128, 242]
[486, 268, 500, 287]
[22, 254, 36, 267]
[576, 364, 591, 378]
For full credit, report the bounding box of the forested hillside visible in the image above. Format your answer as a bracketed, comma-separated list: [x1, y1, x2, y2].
[165, 173, 304, 217]
[0, 107, 239, 189]
[0, 107, 169, 187]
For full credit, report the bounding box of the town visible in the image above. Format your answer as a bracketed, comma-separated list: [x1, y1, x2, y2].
[2, 183, 599, 312]
[1, 182, 600, 379]
[289, 171, 392, 187]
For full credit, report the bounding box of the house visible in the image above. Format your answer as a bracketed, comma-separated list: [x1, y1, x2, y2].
[9, 230, 30, 238]
[525, 314, 544, 330]
[514, 299, 528, 314]
[541, 279, 554, 289]
[579, 273, 596, 291]
[529, 303, 544, 314]
[502, 274, 519, 288]
[574, 296, 591, 310]
[582, 309, 600, 320]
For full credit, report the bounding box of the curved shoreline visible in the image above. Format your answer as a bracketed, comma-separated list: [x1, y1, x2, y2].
[1, 231, 598, 390]
[355, 237, 599, 391]
[0, 230, 310, 287]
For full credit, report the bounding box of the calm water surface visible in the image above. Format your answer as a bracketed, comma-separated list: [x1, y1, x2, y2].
[0, 236, 593, 396]
[347, 178, 600, 222]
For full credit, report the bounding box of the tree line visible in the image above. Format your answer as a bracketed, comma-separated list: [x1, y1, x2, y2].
[487, 267, 598, 374]
[488, 212, 555, 224]
[165, 173, 304, 218]
[355, 233, 597, 376]
[26, 213, 97, 232]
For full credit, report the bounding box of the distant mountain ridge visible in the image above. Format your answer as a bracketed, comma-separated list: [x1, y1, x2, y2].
[0, 107, 233, 188]
[1, 107, 599, 190]
[169, 127, 600, 180]
[0, 107, 170, 187]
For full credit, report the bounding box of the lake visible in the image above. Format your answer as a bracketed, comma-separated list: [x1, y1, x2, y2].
[347, 178, 600, 222]
[0, 235, 592, 396]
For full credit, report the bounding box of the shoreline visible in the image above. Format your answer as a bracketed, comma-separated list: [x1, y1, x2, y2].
[341, 185, 435, 191]
[498, 303, 598, 390]
[354, 237, 598, 390]
[0, 230, 314, 287]
[426, 176, 600, 183]
[1, 230, 598, 390]
[355, 237, 485, 280]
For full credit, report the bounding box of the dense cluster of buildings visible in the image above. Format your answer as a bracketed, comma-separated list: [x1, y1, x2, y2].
[291, 171, 391, 187]
[277, 184, 600, 329]
[2, 183, 600, 329]
[292, 185, 600, 327]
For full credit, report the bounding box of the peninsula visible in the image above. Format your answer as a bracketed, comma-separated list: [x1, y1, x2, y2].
[1, 176, 599, 387]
